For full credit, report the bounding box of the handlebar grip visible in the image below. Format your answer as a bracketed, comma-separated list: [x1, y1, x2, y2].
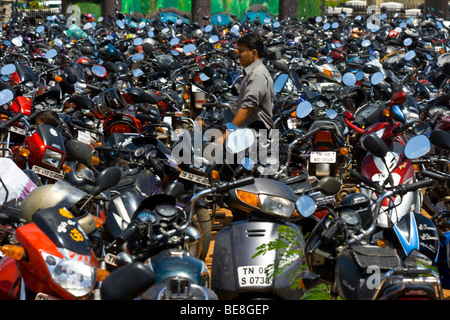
[0, 112, 23, 130]
[215, 176, 255, 193]
[397, 179, 433, 195]
[421, 170, 450, 182]
[116, 221, 140, 244]
[321, 220, 339, 245]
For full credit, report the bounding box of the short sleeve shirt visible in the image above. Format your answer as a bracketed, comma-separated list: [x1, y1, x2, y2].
[236, 59, 274, 130]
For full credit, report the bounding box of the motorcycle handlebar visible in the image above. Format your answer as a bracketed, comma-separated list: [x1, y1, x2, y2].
[0, 112, 24, 131]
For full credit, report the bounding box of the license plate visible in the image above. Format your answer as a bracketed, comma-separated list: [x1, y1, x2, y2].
[35, 293, 60, 300]
[179, 171, 210, 186]
[10, 126, 25, 136]
[105, 253, 118, 267]
[310, 151, 336, 163]
[32, 165, 64, 180]
[77, 130, 91, 144]
[237, 266, 272, 287]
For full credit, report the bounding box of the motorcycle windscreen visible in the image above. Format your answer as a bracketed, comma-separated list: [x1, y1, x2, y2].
[32, 206, 91, 255]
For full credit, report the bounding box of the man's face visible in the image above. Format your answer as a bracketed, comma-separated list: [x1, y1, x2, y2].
[236, 44, 257, 68]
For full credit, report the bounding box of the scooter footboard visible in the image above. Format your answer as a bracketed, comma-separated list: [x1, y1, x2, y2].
[211, 221, 305, 300]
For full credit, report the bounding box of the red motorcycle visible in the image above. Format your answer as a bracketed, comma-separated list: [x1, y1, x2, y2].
[0, 167, 121, 300]
[344, 92, 423, 228]
[13, 123, 67, 184]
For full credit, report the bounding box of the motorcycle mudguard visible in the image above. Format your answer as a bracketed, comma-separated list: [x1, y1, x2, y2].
[438, 231, 450, 289]
[392, 212, 439, 262]
[147, 249, 207, 285]
[211, 221, 305, 300]
[141, 249, 215, 300]
[0, 257, 20, 300]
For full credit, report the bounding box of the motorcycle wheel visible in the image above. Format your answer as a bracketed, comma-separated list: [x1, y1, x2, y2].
[187, 208, 212, 261]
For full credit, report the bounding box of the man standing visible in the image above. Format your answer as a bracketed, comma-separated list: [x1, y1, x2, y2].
[232, 32, 274, 131]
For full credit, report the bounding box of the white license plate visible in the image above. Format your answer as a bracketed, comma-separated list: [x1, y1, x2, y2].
[179, 171, 210, 186]
[105, 253, 118, 267]
[237, 266, 272, 287]
[310, 151, 336, 163]
[32, 165, 64, 180]
[77, 130, 91, 144]
[10, 126, 26, 136]
[35, 293, 60, 300]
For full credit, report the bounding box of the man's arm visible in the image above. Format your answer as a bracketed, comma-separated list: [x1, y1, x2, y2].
[232, 107, 252, 127]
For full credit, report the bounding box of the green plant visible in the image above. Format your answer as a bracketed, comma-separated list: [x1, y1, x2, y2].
[29, 1, 42, 9]
[253, 225, 335, 300]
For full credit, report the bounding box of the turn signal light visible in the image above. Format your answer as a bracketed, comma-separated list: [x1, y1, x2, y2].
[236, 190, 260, 208]
[211, 170, 220, 181]
[62, 163, 72, 173]
[54, 76, 63, 82]
[18, 148, 30, 157]
[92, 156, 100, 166]
[96, 268, 110, 282]
[339, 147, 350, 155]
[1, 245, 26, 260]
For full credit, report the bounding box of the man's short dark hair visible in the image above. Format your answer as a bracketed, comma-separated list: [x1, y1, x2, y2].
[236, 32, 265, 58]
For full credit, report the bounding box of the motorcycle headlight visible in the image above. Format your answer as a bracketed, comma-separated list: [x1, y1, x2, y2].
[259, 194, 296, 217]
[41, 250, 97, 298]
[236, 190, 295, 218]
[42, 149, 64, 168]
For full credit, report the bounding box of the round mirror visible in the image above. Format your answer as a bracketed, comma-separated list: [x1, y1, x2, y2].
[133, 68, 144, 77]
[116, 20, 125, 29]
[226, 128, 255, 154]
[148, 30, 155, 37]
[169, 37, 180, 46]
[241, 157, 255, 171]
[134, 37, 143, 46]
[355, 70, 364, 81]
[403, 38, 413, 46]
[323, 22, 330, 30]
[295, 195, 317, 217]
[171, 49, 180, 56]
[0, 89, 14, 105]
[405, 50, 416, 61]
[45, 48, 57, 59]
[205, 25, 213, 32]
[183, 44, 196, 54]
[53, 39, 63, 47]
[209, 35, 219, 43]
[36, 25, 45, 34]
[361, 39, 371, 47]
[1, 64, 16, 75]
[343, 72, 356, 86]
[199, 73, 210, 81]
[132, 52, 144, 62]
[274, 73, 288, 93]
[404, 134, 430, 159]
[296, 101, 313, 119]
[371, 71, 385, 85]
[231, 25, 240, 36]
[91, 64, 107, 78]
[12, 37, 22, 47]
[326, 109, 338, 119]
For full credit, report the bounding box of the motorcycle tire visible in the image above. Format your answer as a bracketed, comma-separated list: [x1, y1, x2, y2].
[188, 207, 212, 261]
